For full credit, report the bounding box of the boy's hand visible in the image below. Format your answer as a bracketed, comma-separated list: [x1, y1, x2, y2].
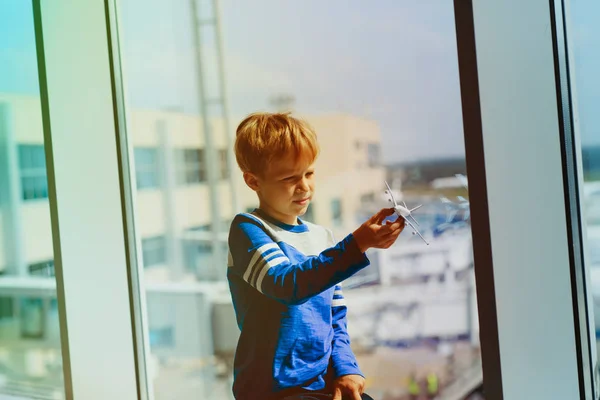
[353, 208, 405, 253]
[332, 374, 365, 400]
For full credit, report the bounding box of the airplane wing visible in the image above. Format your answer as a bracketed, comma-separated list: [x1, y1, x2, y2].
[404, 216, 429, 245]
[408, 213, 420, 226]
[384, 181, 398, 207]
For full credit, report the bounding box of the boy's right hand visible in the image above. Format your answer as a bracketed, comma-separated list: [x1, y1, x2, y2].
[352, 208, 405, 253]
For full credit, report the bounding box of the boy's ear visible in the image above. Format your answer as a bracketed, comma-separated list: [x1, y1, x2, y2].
[243, 172, 260, 192]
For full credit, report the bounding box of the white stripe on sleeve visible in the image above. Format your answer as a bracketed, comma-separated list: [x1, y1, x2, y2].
[332, 298, 347, 307]
[243, 243, 280, 282]
[256, 256, 289, 293]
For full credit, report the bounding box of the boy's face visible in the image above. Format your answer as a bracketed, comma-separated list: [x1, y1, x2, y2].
[244, 153, 315, 225]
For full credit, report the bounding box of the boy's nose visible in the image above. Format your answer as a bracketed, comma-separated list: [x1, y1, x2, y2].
[297, 178, 310, 192]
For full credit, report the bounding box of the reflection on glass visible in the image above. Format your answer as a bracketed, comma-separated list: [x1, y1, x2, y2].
[119, 0, 482, 398]
[0, 2, 65, 399]
[565, 0, 600, 372]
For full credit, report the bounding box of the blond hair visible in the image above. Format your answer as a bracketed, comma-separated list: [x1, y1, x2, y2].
[234, 112, 319, 174]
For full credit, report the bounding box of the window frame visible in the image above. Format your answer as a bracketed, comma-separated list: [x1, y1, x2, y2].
[454, 0, 595, 398]
[33, 1, 141, 399]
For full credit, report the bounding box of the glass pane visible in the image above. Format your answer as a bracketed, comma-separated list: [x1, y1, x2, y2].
[134, 147, 158, 169]
[142, 237, 167, 268]
[219, 149, 229, 180]
[331, 198, 343, 228]
[18, 145, 32, 169]
[0, 2, 66, 398]
[117, 0, 481, 399]
[564, 0, 600, 382]
[367, 144, 381, 168]
[175, 149, 207, 184]
[184, 149, 201, 163]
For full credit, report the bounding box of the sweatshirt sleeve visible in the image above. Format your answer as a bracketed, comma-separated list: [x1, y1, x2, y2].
[227, 214, 370, 305]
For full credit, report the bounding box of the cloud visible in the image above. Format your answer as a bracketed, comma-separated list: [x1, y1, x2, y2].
[118, 0, 468, 162]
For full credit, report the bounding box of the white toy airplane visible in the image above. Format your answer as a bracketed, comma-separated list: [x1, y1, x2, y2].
[384, 181, 429, 245]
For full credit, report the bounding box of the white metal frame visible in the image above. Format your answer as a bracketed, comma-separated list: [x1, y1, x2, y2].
[34, 1, 139, 399]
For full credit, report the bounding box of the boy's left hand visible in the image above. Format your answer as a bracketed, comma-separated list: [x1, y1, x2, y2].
[332, 374, 365, 400]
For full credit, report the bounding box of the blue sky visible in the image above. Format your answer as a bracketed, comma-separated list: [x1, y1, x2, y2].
[1, 1, 598, 164]
[0, 2, 39, 95]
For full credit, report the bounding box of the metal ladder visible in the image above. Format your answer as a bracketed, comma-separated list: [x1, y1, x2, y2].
[189, 0, 238, 273]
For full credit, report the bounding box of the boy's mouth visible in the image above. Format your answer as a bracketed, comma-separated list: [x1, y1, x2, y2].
[293, 197, 310, 205]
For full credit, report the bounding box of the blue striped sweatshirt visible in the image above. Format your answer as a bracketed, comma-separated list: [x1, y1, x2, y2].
[227, 209, 370, 399]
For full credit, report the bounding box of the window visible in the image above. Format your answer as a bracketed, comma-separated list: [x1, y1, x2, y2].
[583, 146, 600, 181]
[367, 143, 381, 167]
[331, 198, 342, 228]
[9, 0, 597, 397]
[302, 203, 315, 222]
[360, 192, 375, 205]
[182, 240, 211, 272]
[134, 147, 160, 189]
[142, 236, 167, 267]
[219, 149, 229, 180]
[18, 144, 48, 200]
[0, 298, 14, 320]
[117, 1, 481, 398]
[29, 260, 55, 277]
[149, 326, 174, 348]
[453, 0, 595, 395]
[20, 298, 44, 339]
[176, 148, 206, 184]
[182, 239, 227, 281]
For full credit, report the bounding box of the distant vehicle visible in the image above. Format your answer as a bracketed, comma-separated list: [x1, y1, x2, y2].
[384, 181, 429, 245]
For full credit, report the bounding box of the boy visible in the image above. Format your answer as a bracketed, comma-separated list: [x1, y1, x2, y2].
[228, 112, 405, 400]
